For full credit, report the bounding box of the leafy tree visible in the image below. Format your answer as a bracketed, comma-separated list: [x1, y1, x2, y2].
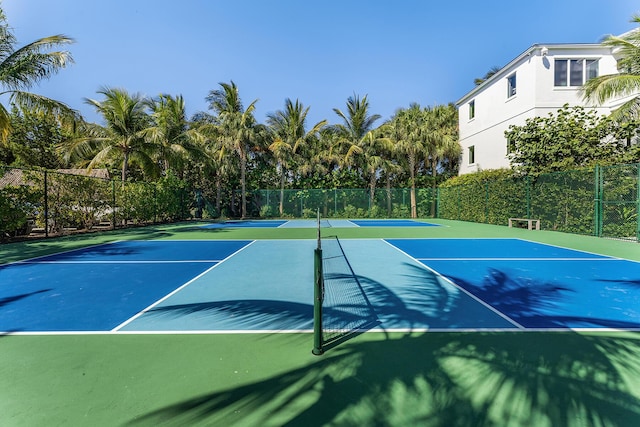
[7, 106, 66, 168]
[474, 65, 502, 86]
[582, 15, 640, 120]
[331, 94, 383, 205]
[0, 6, 76, 142]
[387, 104, 427, 218]
[505, 105, 625, 175]
[143, 94, 203, 177]
[422, 104, 460, 215]
[61, 87, 156, 182]
[206, 81, 260, 218]
[267, 98, 326, 215]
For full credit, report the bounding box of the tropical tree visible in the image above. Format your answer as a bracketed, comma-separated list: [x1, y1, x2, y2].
[331, 94, 381, 166]
[582, 15, 640, 120]
[331, 94, 383, 206]
[0, 7, 76, 142]
[423, 104, 460, 215]
[61, 87, 155, 182]
[6, 106, 66, 168]
[388, 104, 427, 218]
[266, 98, 327, 215]
[474, 66, 502, 86]
[505, 105, 624, 175]
[206, 81, 259, 218]
[143, 94, 203, 177]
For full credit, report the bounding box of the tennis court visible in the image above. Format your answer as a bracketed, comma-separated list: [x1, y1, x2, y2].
[1, 218, 640, 426]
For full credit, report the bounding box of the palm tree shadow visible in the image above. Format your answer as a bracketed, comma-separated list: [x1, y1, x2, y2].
[126, 332, 640, 426]
[125, 260, 640, 426]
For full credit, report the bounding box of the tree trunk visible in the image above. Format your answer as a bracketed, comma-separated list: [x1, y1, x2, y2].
[430, 158, 438, 217]
[386, 173, 392, 217]
[369, 170, 376, 214]
[409, 156, 417, 218]
[279, 165, 285, 216]
[240, 153, 247, 219]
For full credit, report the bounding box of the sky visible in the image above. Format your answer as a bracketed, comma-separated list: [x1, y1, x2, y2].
[3, 0, 639, 127]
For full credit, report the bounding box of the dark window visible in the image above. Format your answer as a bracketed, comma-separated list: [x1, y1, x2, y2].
[555, 59, 599, 86]
[507, 74, 516, 97]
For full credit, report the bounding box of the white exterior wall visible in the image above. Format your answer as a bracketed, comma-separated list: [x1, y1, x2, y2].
[457, 44, 625, 175]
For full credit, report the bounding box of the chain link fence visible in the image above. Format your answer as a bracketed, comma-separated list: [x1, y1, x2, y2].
[0, 166, 191, 240]
[249, 187, 436, 219]
[438, 164, 639, 241]
[2, 164, 638, 242]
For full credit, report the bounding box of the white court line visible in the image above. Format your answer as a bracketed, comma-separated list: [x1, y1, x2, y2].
[20, 260, 224, 264]
[5, 326, 640, 336]
[382, 239, 526, 329]
[415, 257, 617, 262]
[110, 240, 257, 332]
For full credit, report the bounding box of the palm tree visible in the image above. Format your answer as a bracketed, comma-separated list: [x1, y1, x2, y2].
[206, 81, 259, 219]
[267, 98, 327, 216]
[61, 87, 155, 183]
[474, 66, 502, 86]
[332, 94, 382, 207]
[582, 16, 640, 119]
[332, 94, 381, 166]
[389, 104, 426, 218]
[423, 104, 460, 216]
[143, 94, 203, 177]
[0, 7, 76, 142]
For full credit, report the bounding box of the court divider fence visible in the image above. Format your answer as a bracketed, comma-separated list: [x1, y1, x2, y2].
[1, 163, 638, 242]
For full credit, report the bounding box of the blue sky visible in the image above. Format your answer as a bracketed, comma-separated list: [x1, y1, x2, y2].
[3, 0, 639, 126]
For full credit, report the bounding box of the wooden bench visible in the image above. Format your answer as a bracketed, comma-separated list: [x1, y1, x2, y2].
[508, 218, 540, 230]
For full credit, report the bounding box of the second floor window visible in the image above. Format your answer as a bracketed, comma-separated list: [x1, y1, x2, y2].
[469, 100, 475, 119]
[554, 59, 599, 87]
[507, 73, 517, 98]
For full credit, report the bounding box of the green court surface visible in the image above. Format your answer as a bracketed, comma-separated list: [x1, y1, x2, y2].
[2, 218, 640, 426]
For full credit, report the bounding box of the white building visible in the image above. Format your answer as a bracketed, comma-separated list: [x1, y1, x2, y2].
[455, 42, 637, 175]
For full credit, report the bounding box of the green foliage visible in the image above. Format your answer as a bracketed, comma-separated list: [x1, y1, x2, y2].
[8, 108, 66, 169]
[0, 184, 39, 240]
[440, 168, 515, 187]
[505, 105, 627, 175]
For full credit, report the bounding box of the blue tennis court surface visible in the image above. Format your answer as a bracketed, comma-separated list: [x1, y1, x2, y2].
[350, 219, 439, 227]
[2, 237, 639, 333]
[0, 240, 252, 332]
[198, 219, 439, 229]
[386, 238, 640, 329]
[200, 220, 287, 229]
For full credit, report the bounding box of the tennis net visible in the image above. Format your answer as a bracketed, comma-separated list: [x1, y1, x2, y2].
[313, 224, 378, 354]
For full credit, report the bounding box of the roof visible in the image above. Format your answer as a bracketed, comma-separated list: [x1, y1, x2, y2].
[456, 42, 610, 106]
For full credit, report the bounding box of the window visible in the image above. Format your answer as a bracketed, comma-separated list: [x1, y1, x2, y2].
[468, 145, 475, 164]
[469, 100, 475, 119]
[554, 59, 599, 86]
[507, 73, 516, 98]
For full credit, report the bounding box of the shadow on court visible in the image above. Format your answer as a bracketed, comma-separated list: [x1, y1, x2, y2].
[126, 331, 640, 426]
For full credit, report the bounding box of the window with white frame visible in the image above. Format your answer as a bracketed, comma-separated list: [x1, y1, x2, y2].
[554, 59, 599, 87]
[468, 145, 475, 164]
[507, 73, 516, 98]
[469, 100, 475, 119]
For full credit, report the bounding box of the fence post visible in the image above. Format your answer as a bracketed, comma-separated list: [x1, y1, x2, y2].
[636, 164, 640, 242]
[111, 179, 117, 229]
[526, 175, 531, 219]
[44, 170, 49, 238]
[594, 165, 603, 237]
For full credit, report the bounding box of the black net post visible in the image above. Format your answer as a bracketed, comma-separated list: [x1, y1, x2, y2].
[312, 209, 324, 355]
